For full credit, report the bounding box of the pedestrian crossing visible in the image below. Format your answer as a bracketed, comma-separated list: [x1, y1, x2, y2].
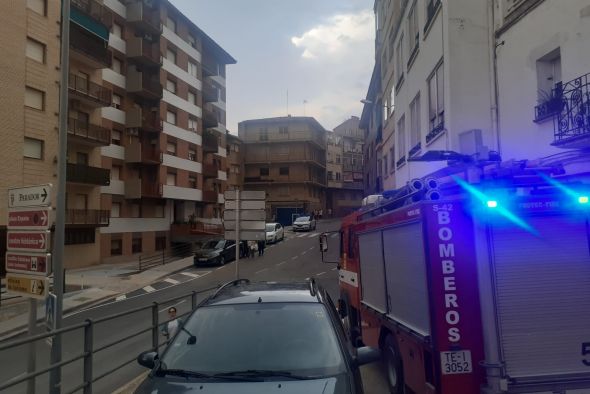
[296, 232, 319, 238]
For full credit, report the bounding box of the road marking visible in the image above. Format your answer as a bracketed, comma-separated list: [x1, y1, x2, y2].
[159, 300, 186, 313]
[331, 233, 338, 238]
[331, 268, 337, 271]
[305, 277, 310, 281]
[308, 232, 319, 238]
[316, 272, 326, 276]
[297, 234, 307, 238]
[143, 285, 156, 293]
[276, 261, 287, 266]
[180, 272, 199, 278]
[291, 255, 298, 260]
[216, 266, 225, 271]
[301, 251, 307, 255]
[255, 268, 268, 274]
[115, 295, 127, 301]
[164, 278, 179, 285]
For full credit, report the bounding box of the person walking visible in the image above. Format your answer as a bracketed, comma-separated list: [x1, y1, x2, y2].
[258, 240, 266, 256]
[161, 306, 180, 343]
[319, 209, 323, 219]
[249, 240, 257, 258]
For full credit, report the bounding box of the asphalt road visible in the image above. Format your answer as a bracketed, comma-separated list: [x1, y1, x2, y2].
[0, 219, 388, 394]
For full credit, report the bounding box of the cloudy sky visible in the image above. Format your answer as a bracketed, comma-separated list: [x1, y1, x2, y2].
[169, 0, 375, 133]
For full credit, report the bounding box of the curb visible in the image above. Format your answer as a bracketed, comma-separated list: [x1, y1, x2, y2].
[112, 371, 148, 394]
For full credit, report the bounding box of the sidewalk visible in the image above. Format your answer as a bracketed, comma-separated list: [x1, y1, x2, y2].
[0, 256, 195, 340]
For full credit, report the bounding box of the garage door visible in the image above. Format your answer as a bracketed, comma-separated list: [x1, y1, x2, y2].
[490, 214, 590, 379]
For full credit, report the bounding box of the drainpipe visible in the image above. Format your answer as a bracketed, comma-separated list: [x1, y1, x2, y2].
[489, 0, 504, 156]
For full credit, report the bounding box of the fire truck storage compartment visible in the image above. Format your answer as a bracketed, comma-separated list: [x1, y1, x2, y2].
[358, 221, 431, 337]
[489, 213, 590, 380]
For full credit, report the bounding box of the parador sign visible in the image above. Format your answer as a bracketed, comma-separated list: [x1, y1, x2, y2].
[8, 184, 52, 208]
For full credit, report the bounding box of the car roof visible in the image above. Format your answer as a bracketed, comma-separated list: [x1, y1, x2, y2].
[266, 222, 280, 225]
[204, 280, 323, 306]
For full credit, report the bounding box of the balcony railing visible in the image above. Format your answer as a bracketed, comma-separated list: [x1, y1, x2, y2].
[203, 80, 219, 103]
[67, 118, 111, 146]
[426, 121, 445, 144]
[127, 68, 163, 99]
[202, 190, 218, 203]
[203, 133, 219, 153]
[202, 163, 218, 178]
[552, 73, 590, 148]
[409, 142, 422, 157]
[65, 209, 109, 226]
[71, 0, 113, 28]
[203, 104, 221, 128]
[126, 107, 161, 131]
[127, 37, 161, 67]
[69, 23, 112, 69]
[126, 0, 161, 35]
[68, 74, 112, 107]
[125, 142, 162, 164]
[66, 163, 110, 186]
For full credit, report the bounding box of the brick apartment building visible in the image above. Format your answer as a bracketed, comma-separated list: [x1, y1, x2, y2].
[0, 0, 235, 271]
[226, 132, 243, 191]
[238, 117, 327, 226]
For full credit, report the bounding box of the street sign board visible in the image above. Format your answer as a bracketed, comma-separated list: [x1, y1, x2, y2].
[8, 184, 52, 208]
[224, 190, 266, 200]
[6, 273, 49, 300]
[224, 230, 265, 241]
[223, 220, 266, 231]
[6, 252, 52, 276]
[224, 200, 266, 210]
[7, 231, 51, 252]
[7, 208, 54, 230]
[223, 209, 266, 221]
[46, 293, 57, 330]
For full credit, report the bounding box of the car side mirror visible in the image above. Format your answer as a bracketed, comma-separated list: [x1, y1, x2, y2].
[355, 347, 381, 366]
[137, 351, 158, 369]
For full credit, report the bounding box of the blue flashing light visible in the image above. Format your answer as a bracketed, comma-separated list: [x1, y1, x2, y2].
[487, 200, 498, 208]
[579, 196, 589, 204]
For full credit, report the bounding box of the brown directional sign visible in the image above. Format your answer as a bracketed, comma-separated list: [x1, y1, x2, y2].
[7, 231, 51, 252]
[6, 252, 51, 276]
[8, 208, 53, 230]
[6, 273, 49, 300]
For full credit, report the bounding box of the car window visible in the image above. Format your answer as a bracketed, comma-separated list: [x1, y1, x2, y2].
[265, 224, 275, 231]
[204, 240, 224, 249]
[161, 303, 346, 376]
[295, 216, 310, 222]
[275, 224, 280, 231]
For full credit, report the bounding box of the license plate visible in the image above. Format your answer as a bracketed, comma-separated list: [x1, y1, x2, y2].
[440, 350, 472, 375]
[199, 258, 207, 262]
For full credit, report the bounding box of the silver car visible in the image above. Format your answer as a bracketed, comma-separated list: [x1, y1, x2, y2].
[266, 223, 284, 243]
[293, 216, 316, 232]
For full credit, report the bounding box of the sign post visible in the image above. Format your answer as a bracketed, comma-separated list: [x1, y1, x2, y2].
[224, 190, 266, 280]
[6, 184, 54, 394]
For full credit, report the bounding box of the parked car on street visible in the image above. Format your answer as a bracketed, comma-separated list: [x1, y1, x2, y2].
[292, 215, 317, 232]
[135, 279, 380, 393]
[265, 222, 284, 243]
[193, 239, 238, 266]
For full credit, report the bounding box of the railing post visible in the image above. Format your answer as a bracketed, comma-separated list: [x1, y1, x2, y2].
[151, 302, 159, 351]
[191, 291, 197, 310]
[83, 319, 94, 394]
[162, 249, 165, 266]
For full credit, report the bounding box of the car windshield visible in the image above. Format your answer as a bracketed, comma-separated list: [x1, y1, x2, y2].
[295, 216, 310, 223]
[203, 240, 224, 249]
[265, 224, 276, 231]
[161, 303, 346, 376]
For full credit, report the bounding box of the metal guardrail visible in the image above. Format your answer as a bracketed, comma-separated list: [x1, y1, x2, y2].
[0, 285, 218, 394]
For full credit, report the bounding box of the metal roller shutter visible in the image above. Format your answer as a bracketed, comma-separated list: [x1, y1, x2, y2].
[383, 222, 430, 336]
[490, 214, 590, 379]
[359, 231, 387, 313]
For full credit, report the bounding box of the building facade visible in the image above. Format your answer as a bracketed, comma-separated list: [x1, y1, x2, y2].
[225, 132, 243, 191]
[326, 117, 365, 217]
[0, 0, 235, 271]
[238, 116, 327, 226]
[360, 64, 383, 196]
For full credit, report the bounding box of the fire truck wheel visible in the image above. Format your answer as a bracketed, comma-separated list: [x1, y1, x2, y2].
[384, 336, 404, 394]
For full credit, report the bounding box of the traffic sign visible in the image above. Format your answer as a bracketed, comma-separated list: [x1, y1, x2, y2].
[6, 252, 52, 276]
[224, 220, 265, 230]
[225, 200, 265, 210]
[223, 209, 266, 221]
[7, 208, 54, 230]
[8, 184, 52, 208]
[46, 293, 57, 330]
[224, 190, 265, 200]
[6, 273, 49, 300]
[7, 231, 51, 252]
[224, 230, 265, 241]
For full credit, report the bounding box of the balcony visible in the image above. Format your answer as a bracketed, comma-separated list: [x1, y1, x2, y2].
[202, 190, 218, 203]
[65, 209, 109, 227]
[203, 104, 222, 129]
[127, 36, 161, 68]
[71, 0, 113, 29]
[202, 59, 220, 78]
[125, 142, 163, 164]
[426, 121, 445, 144]
[125, 179, 163, 199]
[342, 181, 364, 190]
[68, 74, 112, 107]
[202, 163, 218, 178]
[70, 23, 112, 69]
[552, 73, 590, 149]
[203, 80, 219, 103]
[202, 132, 218, 153]
[67, 118, 111, 146]
[66, 163, 110, 186]
[126, 0, 161, 36]
[126, 106, 161, 132]
[127, 68, 163, 100]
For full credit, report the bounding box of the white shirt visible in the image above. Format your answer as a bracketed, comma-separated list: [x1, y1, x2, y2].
[166, 319, 179, 338]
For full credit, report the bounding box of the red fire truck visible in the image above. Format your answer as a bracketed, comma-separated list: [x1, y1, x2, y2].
[323, 161, 590, 394]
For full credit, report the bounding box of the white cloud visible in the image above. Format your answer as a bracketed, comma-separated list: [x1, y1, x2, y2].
[291, 10, 374, 60]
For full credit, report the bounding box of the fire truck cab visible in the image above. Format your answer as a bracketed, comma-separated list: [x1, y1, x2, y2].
[325, 162, 590, 394]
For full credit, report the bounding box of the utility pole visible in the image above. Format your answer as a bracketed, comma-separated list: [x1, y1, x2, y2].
[235, 189, 240, 280]
[49, 0, 71, 392]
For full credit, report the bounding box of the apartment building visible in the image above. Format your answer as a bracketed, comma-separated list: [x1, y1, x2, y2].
[0, 0, 235, 271]
[326, 117, 365, 217]
[360, 64, 383, 196]
[238, 116, 327, 226]
[226, 132, 243, 191]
